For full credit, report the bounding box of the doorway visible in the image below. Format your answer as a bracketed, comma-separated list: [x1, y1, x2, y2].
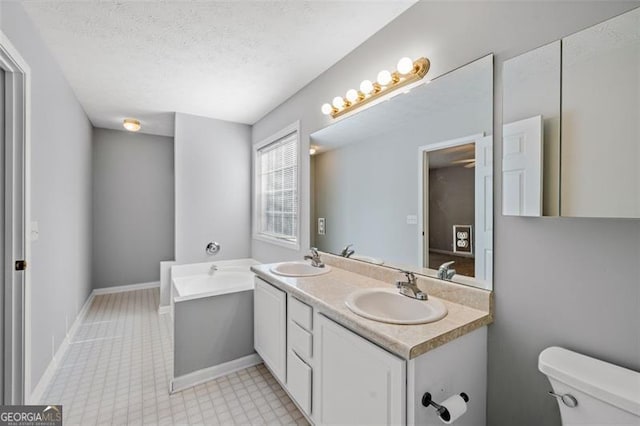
[1, 30, 31, 404]
[419, 134, 493, 285]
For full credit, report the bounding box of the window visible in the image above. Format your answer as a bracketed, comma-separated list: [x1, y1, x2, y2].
[254, 124, 299, 248]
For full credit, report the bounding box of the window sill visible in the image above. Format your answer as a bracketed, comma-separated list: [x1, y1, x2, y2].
[253, 233, 300, 251]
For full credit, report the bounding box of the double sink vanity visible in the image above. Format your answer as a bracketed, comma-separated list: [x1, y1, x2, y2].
[251, 252, 493, 425]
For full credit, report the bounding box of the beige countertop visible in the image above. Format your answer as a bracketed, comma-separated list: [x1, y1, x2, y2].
[251, 262, 493, 360]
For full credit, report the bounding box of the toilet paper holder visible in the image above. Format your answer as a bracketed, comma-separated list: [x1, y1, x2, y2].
[422, 392, 469, 422]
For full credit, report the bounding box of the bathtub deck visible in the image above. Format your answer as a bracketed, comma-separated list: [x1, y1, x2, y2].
[39, 288, 308, 425]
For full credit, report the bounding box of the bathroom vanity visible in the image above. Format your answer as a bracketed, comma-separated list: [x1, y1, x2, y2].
[252, 254, 493, 425]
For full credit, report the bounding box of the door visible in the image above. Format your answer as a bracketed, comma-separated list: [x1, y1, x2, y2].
[502, 116, 543, 216]
[1, 30, 30, 404]
[474, 135, 493, 285]
[254, 278, 286, 383]
[0, 67, 4, 404]
[315, 315, 405, 425]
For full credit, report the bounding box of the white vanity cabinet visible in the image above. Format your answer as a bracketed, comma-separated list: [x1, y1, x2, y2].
[253, 274, 488, 426]
[254, 277, 287, 383]
[315, 314, 406, 425]
[287, 296, 314, 416]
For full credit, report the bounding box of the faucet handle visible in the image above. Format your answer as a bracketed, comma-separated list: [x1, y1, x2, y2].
[310, 247, 319, 257]
[400, 270, 416, 283]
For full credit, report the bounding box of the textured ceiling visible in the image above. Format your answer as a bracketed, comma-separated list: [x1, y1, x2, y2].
[22, 0, 417, 136]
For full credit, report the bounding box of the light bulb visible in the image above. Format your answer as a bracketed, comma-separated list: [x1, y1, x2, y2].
[123, 118, 141, 132]
[346, 89, 359, 103]
[309, 147, 317, 155]
[377, 70, 392, 86]
[397, 57, 414, 75]
[332, 96, 345, 109]
[321, 103, 333, 115]
[360, 80, 374, 95]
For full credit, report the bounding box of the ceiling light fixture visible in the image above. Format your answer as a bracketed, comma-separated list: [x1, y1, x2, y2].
[309, 146, 317, 155]
[123, 118, 141, 132]
[321, 56, 430, 119]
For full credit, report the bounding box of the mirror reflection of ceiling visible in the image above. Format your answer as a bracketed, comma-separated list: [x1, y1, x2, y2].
[312, 57, 492, 151]
[429, 144, 476, 169]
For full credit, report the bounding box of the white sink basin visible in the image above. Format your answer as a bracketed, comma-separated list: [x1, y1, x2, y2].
[345, 288, 447, 325]
[270, 261, 332, 277]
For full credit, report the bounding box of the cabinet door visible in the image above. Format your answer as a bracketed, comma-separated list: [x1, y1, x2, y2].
[315, 315, 405, 425]
[254, 278, 286, 383]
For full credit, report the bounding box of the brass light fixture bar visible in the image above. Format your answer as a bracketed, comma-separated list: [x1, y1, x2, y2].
[321, 57, 430, 119]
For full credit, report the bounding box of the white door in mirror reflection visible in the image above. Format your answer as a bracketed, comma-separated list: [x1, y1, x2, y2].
[475, 136, 493, 284]
[502, 116, 543, 216]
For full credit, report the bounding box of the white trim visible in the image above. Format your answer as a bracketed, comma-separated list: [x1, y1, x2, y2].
[28, 291, 95, 404]
[1, 28, 31, 404]
[92, 281, 160, 295]
[252, 121, 301, 251]
[170, 353, 262, 394]
[158, 305, 172, 315]
[417, 133, 484, 271]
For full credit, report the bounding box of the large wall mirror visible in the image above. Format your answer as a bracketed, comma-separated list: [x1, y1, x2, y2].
[503, 7, 639, 218]
[310, 55, 494, 290]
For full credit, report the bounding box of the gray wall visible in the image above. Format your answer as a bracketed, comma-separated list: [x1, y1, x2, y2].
[1, 3, 93, 392]
[173, 291, 254, 377]
[429, 166, 475, 252]
[174, 112, 252, 263]
[92, 128, 174, 288]
[251, 2, 640, 425]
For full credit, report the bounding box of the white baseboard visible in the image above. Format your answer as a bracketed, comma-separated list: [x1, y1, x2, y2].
[93, 281, 160, 295]
[29, 291, 96, 404]
[170, 353, 262, 394]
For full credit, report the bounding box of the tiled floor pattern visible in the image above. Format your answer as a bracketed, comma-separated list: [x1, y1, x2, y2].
[41, 288, 308, 425]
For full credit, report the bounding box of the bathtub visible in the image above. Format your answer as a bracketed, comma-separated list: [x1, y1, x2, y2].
[170, 258, 262, 393]
[172, 258, 260, 302]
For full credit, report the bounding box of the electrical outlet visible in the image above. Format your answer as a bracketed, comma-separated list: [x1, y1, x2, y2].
[406, 215, 418, 225]
[318, 217, 326, 235]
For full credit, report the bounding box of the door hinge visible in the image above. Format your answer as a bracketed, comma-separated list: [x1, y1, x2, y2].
[15, 260, 27, 271]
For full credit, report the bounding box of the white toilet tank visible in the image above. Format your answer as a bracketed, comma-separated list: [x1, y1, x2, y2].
[539, 347, 640, 425]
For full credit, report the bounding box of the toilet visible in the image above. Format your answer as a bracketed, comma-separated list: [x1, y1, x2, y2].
[539, 347, 640, 425]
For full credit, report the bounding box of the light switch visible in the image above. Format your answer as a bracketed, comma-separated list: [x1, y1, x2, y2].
[318, 217, 326, 235]
[406, 215, 418, 225]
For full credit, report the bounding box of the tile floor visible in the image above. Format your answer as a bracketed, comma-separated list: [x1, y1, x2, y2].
[40, 288, 308, 425]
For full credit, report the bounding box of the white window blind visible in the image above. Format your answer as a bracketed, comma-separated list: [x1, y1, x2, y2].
[256, 131, 298, 243]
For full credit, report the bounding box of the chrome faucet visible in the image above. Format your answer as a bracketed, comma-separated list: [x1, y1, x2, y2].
[396, 271, 427, 300]
[304, 247, 325, 268]
[208, 264, 218, 276]
[437, 261, 456, 281]
[340, 244, 355, 258]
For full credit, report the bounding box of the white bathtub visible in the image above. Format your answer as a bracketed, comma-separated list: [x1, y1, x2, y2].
[170, 258, 262, 392]
[171, 258, 260, 302]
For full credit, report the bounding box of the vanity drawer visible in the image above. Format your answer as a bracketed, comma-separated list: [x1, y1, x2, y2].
[289, 320, 313, 360]
[287, 350, 312, 415]
[289, 297, 313, 331]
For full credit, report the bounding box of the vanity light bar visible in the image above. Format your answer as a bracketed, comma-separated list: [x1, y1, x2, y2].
[321, 57, 430, 119]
